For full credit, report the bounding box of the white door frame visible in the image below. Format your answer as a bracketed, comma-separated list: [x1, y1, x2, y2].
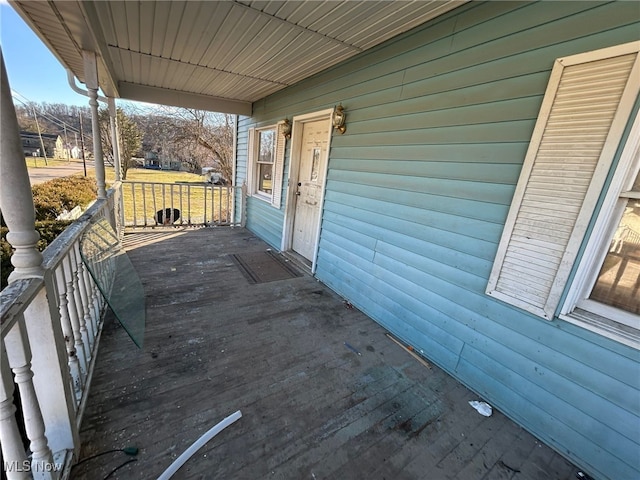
[281, 108, 335, 273]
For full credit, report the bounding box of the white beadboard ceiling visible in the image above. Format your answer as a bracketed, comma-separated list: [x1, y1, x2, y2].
[10, 0, 465, 114]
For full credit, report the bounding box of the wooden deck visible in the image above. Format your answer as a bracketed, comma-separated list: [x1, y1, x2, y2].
[71, 228, 580, 480]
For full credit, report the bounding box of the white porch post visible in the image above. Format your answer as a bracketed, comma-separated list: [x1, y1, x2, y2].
[83, 51, 107, 199]
[1, 50, 80, 471]
[108, 98, 122, 182]
[0, 50, 44, 282]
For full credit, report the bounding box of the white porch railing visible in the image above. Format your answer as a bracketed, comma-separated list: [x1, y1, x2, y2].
[123, 181, 241, 228]
[0, 189, 120, 479]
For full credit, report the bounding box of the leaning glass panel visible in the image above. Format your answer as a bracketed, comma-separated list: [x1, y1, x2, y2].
[80, 218, 145, 347]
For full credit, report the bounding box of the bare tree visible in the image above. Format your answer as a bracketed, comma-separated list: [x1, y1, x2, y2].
[132, 106, 235, 183]
[176, 109, 235, 183]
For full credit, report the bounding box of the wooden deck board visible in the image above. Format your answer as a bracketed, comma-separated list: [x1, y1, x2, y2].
[71, 228, 580, 480]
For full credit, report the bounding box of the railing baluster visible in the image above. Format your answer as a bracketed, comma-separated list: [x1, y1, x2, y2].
[188, 185, 192, 225]
[4, 321, 55, 479]
[203, 185, 208, 225]
[170, 184, 174, 224]
[90, 264, 103, 319]
[179, 184, 184, 225]
[211, 185, 215, 224]
[142, 183, 148, 227]
[62, 255, 89, 376]
[131, 183, 137, 228]
[70, 250, 92, 361]
[80, 260, 99, 341]
[0, 346, 30, 480]
[161, 184, 166, 224]
[54, 265, 84, 398]
[72, 244, 95, 351]
[152, 183, 157, 226]
[218, 186, 222, 225]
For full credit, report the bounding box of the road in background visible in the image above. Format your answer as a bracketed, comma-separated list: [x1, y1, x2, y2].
[28, 159, 94, 185]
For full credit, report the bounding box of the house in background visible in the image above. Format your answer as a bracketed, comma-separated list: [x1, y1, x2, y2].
[143, 151, 161, 169]
[237, 4, 639, 480]
[3, 2, 639, 479]
[143, 151, 184, 171]
[70, 144, 83, 159]
[19, 131, 67, 158]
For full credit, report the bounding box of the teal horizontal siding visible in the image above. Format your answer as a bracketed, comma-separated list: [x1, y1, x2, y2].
[245, 197, 283, 249]
[330, 158, 522, 186]
[328, 170, 517, 205]
[322, 201, 498, 262]
[238, 2, 640, 479]
[324, 188, 505, 243]
[332, 143, 529, 163]
[322, 210, 493, 278]
[457, 354, 639, 480]
[347, 96, 544, 135]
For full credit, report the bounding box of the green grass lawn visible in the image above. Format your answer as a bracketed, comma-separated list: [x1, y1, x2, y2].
[25, 156, 76, 168]
[115, 167, 204, 184]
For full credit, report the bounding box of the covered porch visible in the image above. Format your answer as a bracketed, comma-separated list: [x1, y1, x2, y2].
[4, 2, 634, 479]
[71, 227, 578, 480]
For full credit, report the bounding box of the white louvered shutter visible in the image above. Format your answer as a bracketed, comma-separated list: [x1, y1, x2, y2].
[246, 127, 256, 194]
[487, 42, 640, 320]
[271, 122, 287, 208]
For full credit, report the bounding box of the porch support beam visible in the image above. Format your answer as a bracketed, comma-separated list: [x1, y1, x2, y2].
[0, 49, 44, 282]
[83, 50, 107, 199]
[118, 82, 252, 116]
[108, 98, 122, 182]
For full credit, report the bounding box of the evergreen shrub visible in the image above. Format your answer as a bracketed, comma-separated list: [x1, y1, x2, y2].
[2, 175, 95, 288]
[32, 175, 97, 220]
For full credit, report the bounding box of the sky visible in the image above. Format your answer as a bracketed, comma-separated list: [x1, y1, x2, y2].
[0, 2, 93, 106]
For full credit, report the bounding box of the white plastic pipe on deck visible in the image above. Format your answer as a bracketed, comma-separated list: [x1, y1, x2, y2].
[157, 410, 242, 480]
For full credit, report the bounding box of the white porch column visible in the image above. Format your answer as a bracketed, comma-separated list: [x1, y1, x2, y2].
[83, 51, 107, 199]
[0, 50, 44, 282]
[108, 98, 122, 182]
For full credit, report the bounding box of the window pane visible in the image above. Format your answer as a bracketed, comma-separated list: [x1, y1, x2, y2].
[590, 198, 640, 314]
[259, 130, 275, 163]
[258, 163, 272, 194]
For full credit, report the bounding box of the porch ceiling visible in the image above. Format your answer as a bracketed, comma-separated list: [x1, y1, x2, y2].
[10, 0, 465, 115]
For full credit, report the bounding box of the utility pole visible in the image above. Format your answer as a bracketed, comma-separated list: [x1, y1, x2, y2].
[79, 111, 87, 176]
[63, 123, 70, 161]
[32, 106, 48, 166]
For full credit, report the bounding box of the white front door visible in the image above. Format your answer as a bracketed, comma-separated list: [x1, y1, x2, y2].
[291, 119, 330, 261]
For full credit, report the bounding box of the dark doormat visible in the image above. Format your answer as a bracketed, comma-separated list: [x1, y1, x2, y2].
[230, 250, 303, 284]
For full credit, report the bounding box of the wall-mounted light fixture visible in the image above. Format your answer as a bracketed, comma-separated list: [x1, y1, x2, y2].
[281, 119, 292, 139]
[332, 104, 346, 134]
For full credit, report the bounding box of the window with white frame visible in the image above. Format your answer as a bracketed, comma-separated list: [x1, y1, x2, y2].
[256, 128, 275, 196]
[486, 41, 640, 348]
[248, 123, 286, 207]
[560, 111, 640, 346]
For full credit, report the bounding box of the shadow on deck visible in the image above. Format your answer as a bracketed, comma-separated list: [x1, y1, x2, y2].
[71, 228, 579, 480]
